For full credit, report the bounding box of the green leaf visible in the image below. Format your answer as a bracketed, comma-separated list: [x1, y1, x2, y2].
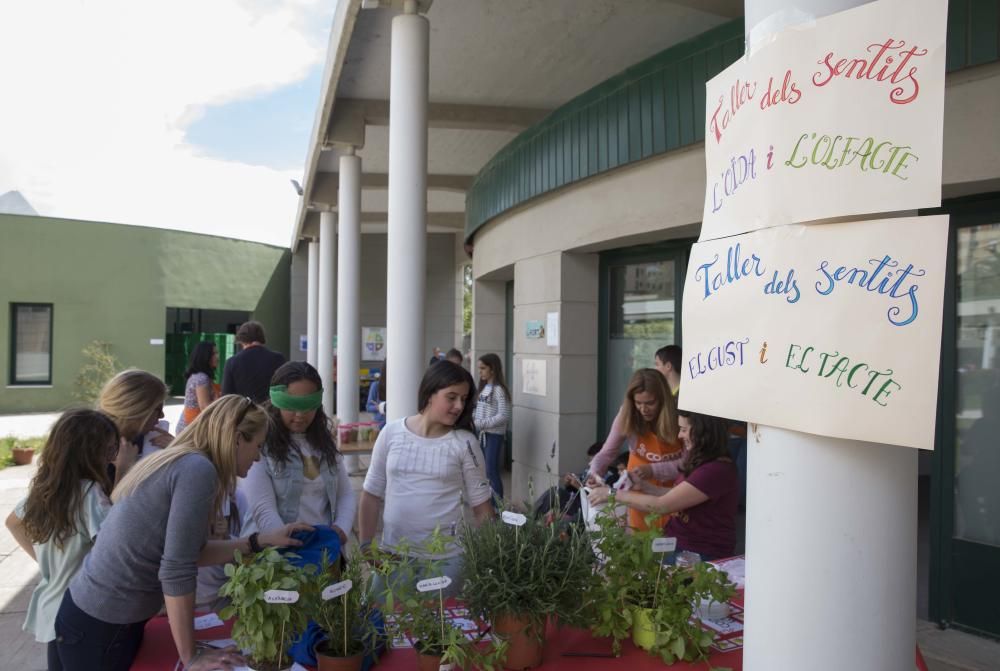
[671, 635, 686, 659]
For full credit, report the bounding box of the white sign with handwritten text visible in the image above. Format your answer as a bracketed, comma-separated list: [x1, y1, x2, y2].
[701, 0, 946, 241]
[322, 580, 353, 601]
[679, 215, 947, 450]
[416, 576, 453, 593]
[501, 511, 527, 527]
[263, 589, 300, 604]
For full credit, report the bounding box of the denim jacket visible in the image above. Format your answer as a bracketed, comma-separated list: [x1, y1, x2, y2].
[261, 445, 341, 525]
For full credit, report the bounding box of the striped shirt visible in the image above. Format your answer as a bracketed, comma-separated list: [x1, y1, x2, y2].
[473, 383, 510, 435]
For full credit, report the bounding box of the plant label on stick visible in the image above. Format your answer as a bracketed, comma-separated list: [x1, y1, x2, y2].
[322, 580, 353, 601]
[501, 511, 527, 526]
[652, 537, 678, 553]
[416, 576, 453, 593]
[439, 664, 455, 671]
[263, 589, 300, 604]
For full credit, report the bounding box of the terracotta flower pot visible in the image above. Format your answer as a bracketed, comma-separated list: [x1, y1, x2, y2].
[314, 642, 364, 671]
[493, 615, 544, 670]
[416, 652, 455, 671]
[11, 447, 34, 466]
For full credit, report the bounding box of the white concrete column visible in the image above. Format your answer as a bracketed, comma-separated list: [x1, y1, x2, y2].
[317, 210, 337, 416]
[743, 427, 916, 670]
[307, 239, 319, 368]
[742, 3, 917, 670]
[385, 0, 429, 421]
[337, 149, 362, 472]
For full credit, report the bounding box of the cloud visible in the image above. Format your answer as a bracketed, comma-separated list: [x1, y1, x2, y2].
[0, 0, 333, 246]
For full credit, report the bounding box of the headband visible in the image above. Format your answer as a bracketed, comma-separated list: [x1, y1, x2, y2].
[269, 385, 324, 412]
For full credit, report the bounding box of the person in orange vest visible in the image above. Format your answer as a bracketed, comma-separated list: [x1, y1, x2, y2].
[603, 368, 683, 531]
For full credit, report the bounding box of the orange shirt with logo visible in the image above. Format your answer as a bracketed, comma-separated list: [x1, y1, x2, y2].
[627, 431, 683, 531]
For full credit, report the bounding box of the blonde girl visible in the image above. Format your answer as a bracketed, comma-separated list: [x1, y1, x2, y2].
[53, 396, 310, 671]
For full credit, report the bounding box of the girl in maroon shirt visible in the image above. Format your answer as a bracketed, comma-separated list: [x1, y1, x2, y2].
[588, 410, 739, 560]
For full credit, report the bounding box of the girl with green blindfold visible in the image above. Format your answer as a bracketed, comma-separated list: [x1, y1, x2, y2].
[241, 361, 357, 548]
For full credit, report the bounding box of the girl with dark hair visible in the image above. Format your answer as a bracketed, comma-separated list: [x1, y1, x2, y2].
[175, 341, 220, 433]
[473, 353, 510, 502]
[5, 409, 120, 670]
[242, 361, 357, 546]
[588, 409, 739, 560]
[365, 363, 387, 429]
[358, 361, 493, 594]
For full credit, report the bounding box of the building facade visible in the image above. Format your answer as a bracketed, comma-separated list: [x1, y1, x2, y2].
[1, 213, 290, 412]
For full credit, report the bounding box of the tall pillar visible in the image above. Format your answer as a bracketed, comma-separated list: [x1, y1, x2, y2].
[385, 0, 429, 421]
[741, 2, 917, 670]
[307, 239, 319, 368]
[337, 149, 362, 472]
[317, 210, 337, 417]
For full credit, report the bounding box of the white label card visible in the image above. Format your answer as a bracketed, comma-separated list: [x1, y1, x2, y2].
[193, 613, 225, 630]
[322, 580, 353, 601]
[263, 589, 300, 604]
[652, 537, 678, 553]
[416, 576, 453, 593]
[501, 511, 527, 527]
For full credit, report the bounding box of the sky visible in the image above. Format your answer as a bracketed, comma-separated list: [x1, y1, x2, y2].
[0, 0, 335, 247]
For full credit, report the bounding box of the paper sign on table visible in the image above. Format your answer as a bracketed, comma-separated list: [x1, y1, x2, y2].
[193, 612, 224, 630]
[204, 638, 238, 649]
[700, 0, 946, 241]
[679, 215, 947, 449]
[416, 576, 453, 592]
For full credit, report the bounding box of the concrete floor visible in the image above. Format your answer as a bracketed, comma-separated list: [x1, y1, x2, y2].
[1, 410, 998, 670]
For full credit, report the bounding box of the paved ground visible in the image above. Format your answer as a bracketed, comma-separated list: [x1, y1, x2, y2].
[1, 409, 998, 670]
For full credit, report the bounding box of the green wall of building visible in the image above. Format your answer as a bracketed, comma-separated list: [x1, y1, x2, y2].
[0, 213, 290, 413]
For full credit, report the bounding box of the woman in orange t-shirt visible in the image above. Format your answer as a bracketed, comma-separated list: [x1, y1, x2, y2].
[618, 369, 683, 531]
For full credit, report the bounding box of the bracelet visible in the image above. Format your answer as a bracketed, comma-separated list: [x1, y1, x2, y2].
[248, 532, 263, 554]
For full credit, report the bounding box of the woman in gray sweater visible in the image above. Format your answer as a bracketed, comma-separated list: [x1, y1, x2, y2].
[54, 395, 311, 671]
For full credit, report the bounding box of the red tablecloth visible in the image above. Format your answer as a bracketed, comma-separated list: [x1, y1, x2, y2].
[131, 613, 742, 671]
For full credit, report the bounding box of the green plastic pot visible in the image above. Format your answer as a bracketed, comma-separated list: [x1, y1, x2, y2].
[631, 607, 658, 651]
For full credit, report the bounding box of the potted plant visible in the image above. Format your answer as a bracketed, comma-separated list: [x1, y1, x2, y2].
[219, 548, 310, 671]
[460, 507, 596, 670]
[589, 502, 735, 665]
[371, 532, 504, 671]
[305, 550, 380, 671]
[11, 444, 35, 465]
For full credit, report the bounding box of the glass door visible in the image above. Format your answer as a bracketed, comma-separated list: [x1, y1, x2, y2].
[598, 242, 691, 437]
[930, 196, 1000, 639]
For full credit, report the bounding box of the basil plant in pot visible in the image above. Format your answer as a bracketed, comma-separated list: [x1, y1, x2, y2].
[460, 507, 597, 670]
[589, 502, 736, 666]
[305, 550, 381, 671]
[370, 532, 505, 671]
[219, 548, 311, 671]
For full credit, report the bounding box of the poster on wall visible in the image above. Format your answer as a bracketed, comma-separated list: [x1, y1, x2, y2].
[522, 359, 547, 396]
[362, 327, 386, 361]
[700, 0, 946, 241]
[678, 215, 948, 450]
